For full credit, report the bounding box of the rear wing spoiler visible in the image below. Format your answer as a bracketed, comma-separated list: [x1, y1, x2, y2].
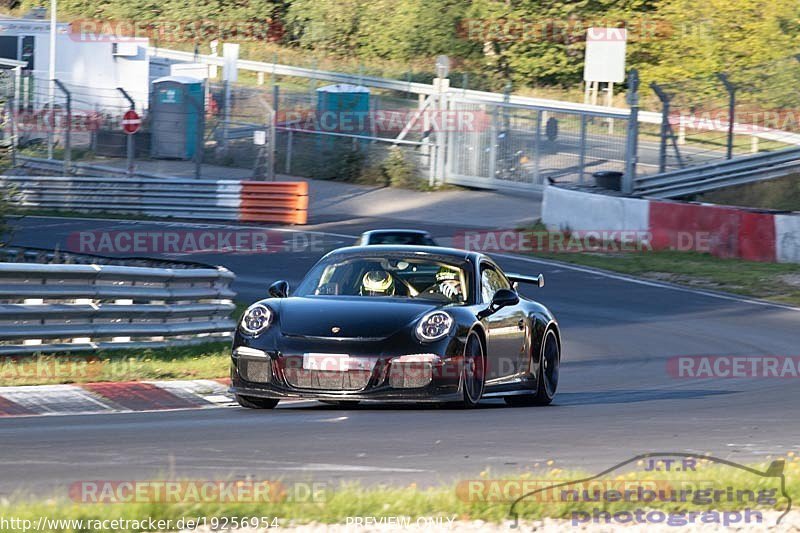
[506, 273, 545, 288]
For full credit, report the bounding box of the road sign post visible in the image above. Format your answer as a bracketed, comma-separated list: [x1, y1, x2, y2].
[122, 109, 140, 177]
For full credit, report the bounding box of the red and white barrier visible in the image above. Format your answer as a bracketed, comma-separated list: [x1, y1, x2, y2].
[542, 186, 800, 263]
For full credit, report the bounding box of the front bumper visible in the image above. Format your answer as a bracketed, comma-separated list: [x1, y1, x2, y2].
[230, 344, 465, 403]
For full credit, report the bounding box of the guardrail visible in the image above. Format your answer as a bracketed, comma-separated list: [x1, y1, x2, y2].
[0, 249, 236, 355]
[147, 46, 800, 150]
[1, 174, 309, 224]
[633, 147, 800, 198]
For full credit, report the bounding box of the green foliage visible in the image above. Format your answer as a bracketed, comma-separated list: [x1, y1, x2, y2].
[382, 147, 417, 188]
[358, 147, 420, 189]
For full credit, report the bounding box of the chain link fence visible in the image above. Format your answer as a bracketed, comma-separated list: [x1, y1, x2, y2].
[644, 56, 800, 175]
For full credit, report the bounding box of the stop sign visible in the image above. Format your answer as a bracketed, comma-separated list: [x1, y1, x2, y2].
[122, 109, 141, 134]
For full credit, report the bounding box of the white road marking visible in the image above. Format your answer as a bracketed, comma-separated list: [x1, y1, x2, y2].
[21, 215, 800, 311]
[494, 252, 800, 312]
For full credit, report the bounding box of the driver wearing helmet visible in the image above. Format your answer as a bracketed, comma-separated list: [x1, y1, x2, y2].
[360, 270, 396, 296]
[433, 266, 463, 301]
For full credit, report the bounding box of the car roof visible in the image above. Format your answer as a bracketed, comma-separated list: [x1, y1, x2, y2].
[326, 245, 486, 264]
[361, 229, 432, 236]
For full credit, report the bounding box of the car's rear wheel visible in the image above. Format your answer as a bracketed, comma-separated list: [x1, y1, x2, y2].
[236, 394, 280, 409]
[461, 331, 486, 408]
[505, 328, 559, 407]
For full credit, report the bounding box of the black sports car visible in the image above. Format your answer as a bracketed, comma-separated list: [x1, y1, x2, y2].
[230, 245, 560, 408]
[357, 229, 438, 246]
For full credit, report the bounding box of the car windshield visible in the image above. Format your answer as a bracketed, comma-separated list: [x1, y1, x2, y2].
[294, 254, 470, 304]
[368, 232, 436, 246]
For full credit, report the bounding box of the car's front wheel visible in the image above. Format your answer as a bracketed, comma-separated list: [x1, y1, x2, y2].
[461, 331, 486, 408]
[236, 394, 280, 409]
[505, 327, 560, 407]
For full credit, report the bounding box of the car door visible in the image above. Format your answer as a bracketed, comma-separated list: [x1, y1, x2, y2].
[479, 263, 527, 381]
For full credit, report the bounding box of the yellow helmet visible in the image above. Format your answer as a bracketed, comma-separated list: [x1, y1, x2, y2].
[361, 270, 395, 296]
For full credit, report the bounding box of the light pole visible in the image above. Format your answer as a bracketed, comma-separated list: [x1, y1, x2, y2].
[47, 0, 57, 160]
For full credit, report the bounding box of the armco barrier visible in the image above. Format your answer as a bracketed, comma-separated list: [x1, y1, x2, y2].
[0, 175, 308, 225]
[542, 186, 800, 263]
[0, 248, 236, 355]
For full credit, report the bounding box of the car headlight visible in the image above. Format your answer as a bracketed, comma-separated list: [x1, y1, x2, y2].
[240, 304, 273, 336]
[415, 311, 453, 342]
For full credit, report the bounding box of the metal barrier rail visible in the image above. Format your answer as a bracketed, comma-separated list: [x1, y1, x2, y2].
[633, 146, 800, 198]
[0, 257, 236, 355]
[0, 174, 309, 224]
[149, 47, 636, 118]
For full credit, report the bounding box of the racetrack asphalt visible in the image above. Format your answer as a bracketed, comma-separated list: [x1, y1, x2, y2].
[1, 215, 798, 497]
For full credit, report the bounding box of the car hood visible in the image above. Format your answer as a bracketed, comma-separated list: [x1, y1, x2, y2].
[276, 297, 440, 338]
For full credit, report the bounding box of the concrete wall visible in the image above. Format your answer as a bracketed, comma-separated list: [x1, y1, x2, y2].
[542, 185, 800, 263]
[542, 186, 650, 233]
[776, 214, 800, 264]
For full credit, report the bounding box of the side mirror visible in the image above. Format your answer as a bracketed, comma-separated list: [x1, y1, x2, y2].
[478, 288, 519, 319]
[536, 274, 545, 288]
[268, 280, 289, 298]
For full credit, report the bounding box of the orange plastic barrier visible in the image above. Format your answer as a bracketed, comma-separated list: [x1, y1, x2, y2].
[239, 181, 309, 225]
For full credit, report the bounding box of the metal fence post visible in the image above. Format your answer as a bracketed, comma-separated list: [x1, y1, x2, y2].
[578, 114, 587, 184]
[433, 76, 449, 186]
[5, 97, 17, 168]
[651, 82, 685, 172]
[117, 87, 136, 177]
[220, 79, 231, 157]
[623, 69, 640, 194]
[183, 83, 204, 180]
[533, 110, 542, 185]
[53, 80, 71, 174]
[651, 82, 670, 173]
[285, 130, 293, 174]
[717, 73, 736, 160]
[488, 106, 497, 182]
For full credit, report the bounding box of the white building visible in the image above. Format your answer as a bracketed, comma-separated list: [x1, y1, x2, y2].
[0, 15, 150, 111]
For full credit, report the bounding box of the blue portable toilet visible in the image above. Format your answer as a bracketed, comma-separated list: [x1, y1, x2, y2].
[316, 84, 370, 146]
[150, 76, 205, 160]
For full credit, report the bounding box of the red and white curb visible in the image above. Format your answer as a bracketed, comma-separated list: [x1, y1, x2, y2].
[0, 379, 235, 417]
[542, 185, 800, 263]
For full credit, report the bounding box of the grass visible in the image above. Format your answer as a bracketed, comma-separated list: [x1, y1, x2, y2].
[8, 208, 163, 222]
[1, 455, 797, 531]
[520, 224, 800, 306]
[699, 173, 800, 212]
[0, 341, 232, 387]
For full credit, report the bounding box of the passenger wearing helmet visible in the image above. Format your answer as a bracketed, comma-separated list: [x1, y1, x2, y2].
[425, 265, 463, 301]
[360, 270, 396, 296]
